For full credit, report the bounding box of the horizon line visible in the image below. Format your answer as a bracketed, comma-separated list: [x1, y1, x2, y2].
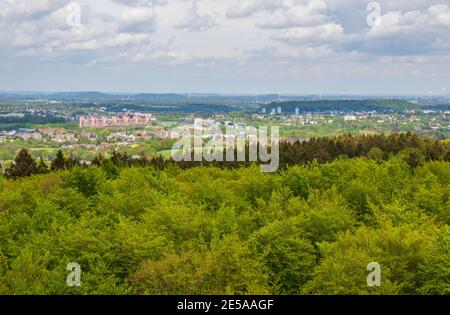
[0, 90, 449, 98]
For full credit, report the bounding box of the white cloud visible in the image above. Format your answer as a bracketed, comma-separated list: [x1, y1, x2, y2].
[110, 0, 166, 6]
[272, 23, 345, 44]
[176, 2, 218, 32]
[428, 4, 450, 26]
[367, 10, 428, 39]
[226, 0, 285, 18]
[256, 0, 328, 29]
[118, 7, 157, 33]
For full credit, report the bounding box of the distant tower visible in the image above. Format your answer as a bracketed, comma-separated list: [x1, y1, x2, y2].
[262, 108, 266, 114]
[277, 106, 282, 114]
[271, 108, 276, 115]
[295, 108, 300, 116]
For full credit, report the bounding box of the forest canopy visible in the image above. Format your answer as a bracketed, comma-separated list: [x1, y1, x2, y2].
[0, 134, 448, 295]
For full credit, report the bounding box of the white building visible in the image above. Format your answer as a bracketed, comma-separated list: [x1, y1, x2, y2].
[344, 115, 357, 121]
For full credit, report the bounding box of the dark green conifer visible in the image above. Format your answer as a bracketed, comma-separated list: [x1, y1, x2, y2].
[51, 149, 66, 171]
[5, 148, 39, 179]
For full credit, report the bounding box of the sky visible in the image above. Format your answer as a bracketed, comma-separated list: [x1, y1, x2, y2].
[0, 0, 450, 95]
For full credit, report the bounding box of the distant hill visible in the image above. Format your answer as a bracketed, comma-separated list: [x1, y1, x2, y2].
[0, 91, 114, 101]
[102, 103, 237, 114]
[263, 100, 417, 113]
[420, 103, 450, 111]
[133, 93, 187, 102]
[51, 91, 112, 100]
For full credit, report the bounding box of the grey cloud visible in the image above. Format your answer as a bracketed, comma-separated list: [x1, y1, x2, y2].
[353, 6, 450, 56]
[260, 1, 450, 59]
[0, 0, 67, 23]
[0, 0, 163, 61]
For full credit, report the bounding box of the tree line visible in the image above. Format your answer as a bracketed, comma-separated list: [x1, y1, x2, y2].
[0, 114, 66, 124]
[1, 132, 449, 180]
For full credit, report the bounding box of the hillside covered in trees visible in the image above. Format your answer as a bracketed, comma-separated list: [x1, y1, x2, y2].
[266, 100, 416, 113]
[0, 134, 448, 295]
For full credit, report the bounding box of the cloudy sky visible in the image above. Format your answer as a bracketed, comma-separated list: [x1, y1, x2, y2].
[0, 0, 449, 94]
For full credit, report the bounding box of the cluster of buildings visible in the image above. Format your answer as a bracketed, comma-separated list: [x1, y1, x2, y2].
[285, 115, 334, 126]
[0, 128, 95, 144]
[0, 129, 43, 142]
[151, 128, 182, 140]
[39, 128, 78, 143]
[79, 113, 153, 128]
[262, 106, 285, 115]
